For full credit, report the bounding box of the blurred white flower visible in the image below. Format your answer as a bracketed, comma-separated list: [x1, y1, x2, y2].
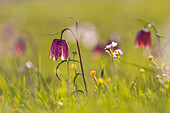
[104, 41, 118, 55]
[65, 22, 99, 49]
[114, 49, 123, 55]
[105, 42, 118, 50]
[113, 49, 123, 59]
[25, 60, 33, 68]
[104, 41, 123, 60]
[58, 101, 63, 106]
[162, 74, 167, 77]
[111, 42, 118, 47]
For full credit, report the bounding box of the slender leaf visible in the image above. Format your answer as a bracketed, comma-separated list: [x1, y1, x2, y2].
[71, 89, 84, 95]
[56, 59, 79, 80]
[73, 73, 82, 86]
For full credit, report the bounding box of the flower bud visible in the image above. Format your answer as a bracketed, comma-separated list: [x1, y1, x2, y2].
[135, 29, 151, 49]
[148, 55, 153, 61]
[140, 68, 144, 73]
[90, 70, 96, 76]
[72, 50, 77, 55]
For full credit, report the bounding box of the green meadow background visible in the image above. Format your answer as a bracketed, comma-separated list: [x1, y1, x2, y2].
[0, 0, 169, 112]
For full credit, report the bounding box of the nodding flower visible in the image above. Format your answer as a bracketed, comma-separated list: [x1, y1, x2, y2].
[49, 39, 69, 61]
[135, 29, 151, 49]
[13, 38, 26, 56]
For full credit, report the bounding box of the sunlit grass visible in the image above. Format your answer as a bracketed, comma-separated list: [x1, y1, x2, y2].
[0, 0, 169, 113]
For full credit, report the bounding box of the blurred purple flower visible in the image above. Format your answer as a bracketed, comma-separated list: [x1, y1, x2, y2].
[92, 44, 105, 59]
[135, 29, 151, 48]
[13, 38, 26, 56]
[1, 22, 16, 43]
[49, 39, 69, 61]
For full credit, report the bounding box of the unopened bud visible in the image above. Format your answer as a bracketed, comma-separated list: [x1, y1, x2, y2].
[72, 50, 77, 55]
[148, 55, 153, 61]
[140, 68, 144, 74]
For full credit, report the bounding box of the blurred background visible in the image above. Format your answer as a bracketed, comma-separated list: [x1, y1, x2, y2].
[0, 0, 170, 90]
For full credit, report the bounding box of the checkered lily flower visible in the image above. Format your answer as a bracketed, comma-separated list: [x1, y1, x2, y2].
[13, 38, 26, 56]
[135, 29, 151, 48]
[49, 39, 69, 61]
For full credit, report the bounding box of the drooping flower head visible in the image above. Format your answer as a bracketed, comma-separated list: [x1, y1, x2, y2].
[1, 22, 16, 43]
[13, 38, 26, 56]
[135, 29, 151, 49]
[49, 39, 69, 61]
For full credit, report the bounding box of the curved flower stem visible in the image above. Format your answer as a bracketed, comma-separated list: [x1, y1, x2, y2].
[150, 24, 170, 58]
[60, 28, 88, 93]
[68, 17, 78, 34]
[43, 25, 62, 36]
[158, 38, 170, 58]
[66, 60, 69, 105]
[130, 76, 138, 92]
[141, 21, 170, 58]
[73, 54, 78, 89]
[121, 58, 158, 74]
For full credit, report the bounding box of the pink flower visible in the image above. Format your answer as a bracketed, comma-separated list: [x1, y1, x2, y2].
[92, 44, 105, 59]
[49, 39, 69, 61]
[13, 38, 26, 56]
[135, 29, 151, 48]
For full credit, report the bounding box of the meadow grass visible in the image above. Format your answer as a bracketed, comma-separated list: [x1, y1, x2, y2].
[0, 0, 169, 113]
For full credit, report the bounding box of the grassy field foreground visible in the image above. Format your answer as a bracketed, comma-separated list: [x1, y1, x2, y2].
[0, 0, 169, 113]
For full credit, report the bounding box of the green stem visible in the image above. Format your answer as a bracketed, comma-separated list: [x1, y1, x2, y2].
[144, 22, 170, 58]
[138, 19, 170, 57]
[158, 38, 170, 58]
[121, 58, 158, 74]
[60, 28, 88, 93]
[66, 60, 69, 105]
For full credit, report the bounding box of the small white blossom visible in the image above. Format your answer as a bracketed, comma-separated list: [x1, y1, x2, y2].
[111, 42, 118, 47]
[113, 53, 117, 59]
[104, 42, 123, 60]
[104, 41, 118, 50]
[58, 101, 63, 106]
[114, 49, 123, 55]
[162, 74, 167, 77]
[105, 44, 112, 50]
[26, 61, 33, 68]
[113, 49, 123, 59]
[105, 50, 110, 54]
